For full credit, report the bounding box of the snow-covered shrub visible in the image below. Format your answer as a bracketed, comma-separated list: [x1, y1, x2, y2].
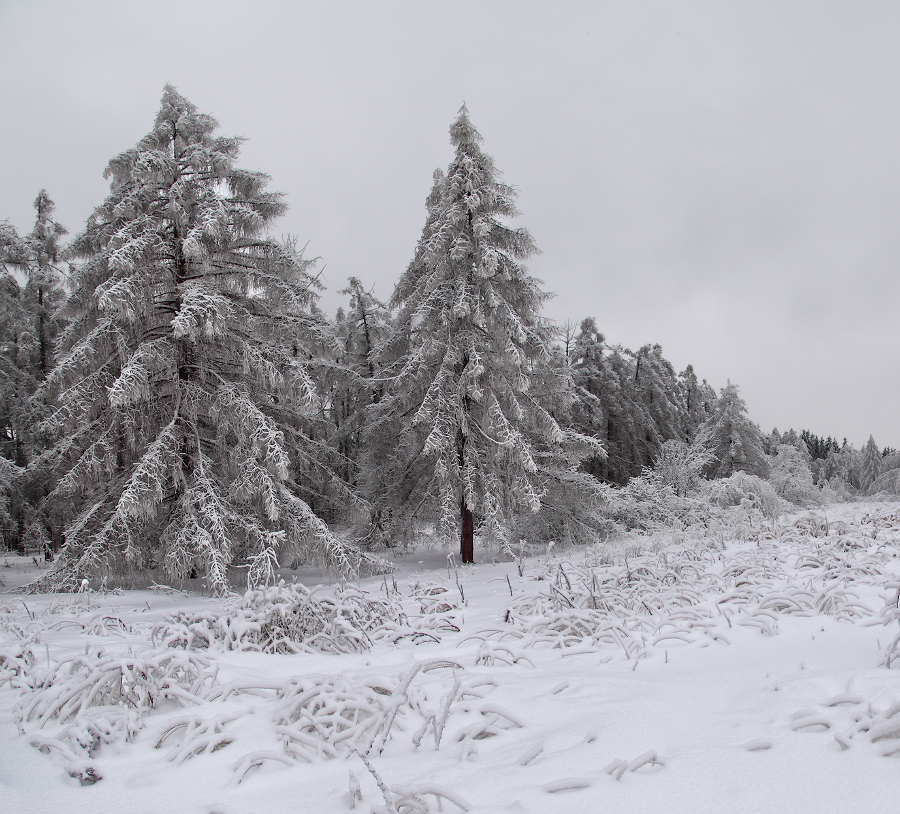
[701, 471, 787, 518]
[154, 581, 403, 654]
[478, 507, 896, 658]
[601, 475, 708, 532]
[768, 444, 823, 506]
[870, 468, 900, 497]
[651, 435, 714, 497]
[598, 432, 745, 533]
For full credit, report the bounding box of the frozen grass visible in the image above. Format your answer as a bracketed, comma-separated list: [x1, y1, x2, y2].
[3, 502, 900, 813]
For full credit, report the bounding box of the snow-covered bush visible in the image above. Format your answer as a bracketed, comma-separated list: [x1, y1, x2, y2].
[651, 435, 714, 497]
[596, 431, 787, 534]
[154, 581, 404, 654]
[601, 476, 708, 533]
[768, 444, 823, 506]
[701, 471, 787, 518]
[0, 639, 37, 691]
[269, 659, 504, 764]
[870, 468, 900, 498]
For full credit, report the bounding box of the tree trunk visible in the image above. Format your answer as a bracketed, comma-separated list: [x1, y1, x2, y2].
[460, 498, 474, 564]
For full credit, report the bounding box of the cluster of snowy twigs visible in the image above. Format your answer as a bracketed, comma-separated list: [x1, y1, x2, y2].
[472, 508, 900, 661]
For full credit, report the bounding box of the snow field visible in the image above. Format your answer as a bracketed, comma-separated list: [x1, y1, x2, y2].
[3, 502, 900, 813]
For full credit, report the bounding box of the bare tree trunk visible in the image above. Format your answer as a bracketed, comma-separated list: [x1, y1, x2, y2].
[457, 414, 474, 564]
[460, 498, 474, 564]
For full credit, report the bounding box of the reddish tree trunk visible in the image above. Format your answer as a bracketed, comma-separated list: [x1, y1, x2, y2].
[460, 499, 474, 564]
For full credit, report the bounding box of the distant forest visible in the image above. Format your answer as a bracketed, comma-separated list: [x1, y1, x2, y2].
[2, 87, 897, 593]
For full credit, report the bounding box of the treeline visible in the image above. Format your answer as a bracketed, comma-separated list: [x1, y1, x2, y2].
[0, 87, 895, 592]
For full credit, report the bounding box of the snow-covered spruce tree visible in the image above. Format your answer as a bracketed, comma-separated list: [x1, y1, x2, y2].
[702, 382, 769, 479]
[327, 278, 391, 491]
[859, 435, 882, 493]
[366, 106, 602, 562]
[0, 221, 27, 469]
[22, 191, 68, 382]
[569, 324, 660, 485]
[633, 344, 682, 448]
[26, 86, 363, 593]
[0, 222, 26, 549]
[15, 193, 70, 554]
[678, 364, 716, 442]
[568, 318, 609, 480]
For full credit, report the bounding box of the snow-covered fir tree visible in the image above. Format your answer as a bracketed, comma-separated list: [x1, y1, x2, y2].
[632, 343, 684, 457]
[365, 106, 602, 562]
[0, 221, 27, 470]
[678, 364, 716, 442]
[0, 197, 68, 551]
[0, 222, 26, 548]
[859, 434, 882, 493]
[22, 191, 67, 381]
[327, 277, 391, 491]
[26, 86, 363, 593]
[702, 382, 769, 479]
[568, 321, 708, 486]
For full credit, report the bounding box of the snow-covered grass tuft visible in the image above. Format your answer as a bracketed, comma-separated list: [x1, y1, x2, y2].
[153, 580, 404, 654]
[10, 646, 215, 784]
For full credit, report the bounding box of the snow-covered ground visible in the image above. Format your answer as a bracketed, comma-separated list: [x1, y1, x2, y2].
[3, 502, 900, 814]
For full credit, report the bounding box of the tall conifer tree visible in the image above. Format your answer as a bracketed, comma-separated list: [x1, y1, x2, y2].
[22, 191, 67, 381]
[28, 86, 360, 592]
[368, 106, 599, 562]
[860, 434, 882, 492]
[0, 222, 26, 548]
[702, 382, 769, 479]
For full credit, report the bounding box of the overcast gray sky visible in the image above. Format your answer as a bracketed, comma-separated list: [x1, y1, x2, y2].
[2, 0, 898, 448]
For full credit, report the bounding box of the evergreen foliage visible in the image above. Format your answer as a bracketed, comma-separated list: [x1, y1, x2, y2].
[860, 435, 882, 493]
[21, 191, 68, 382]
[569, 320, 714, 485]
[327, 278, 391, 493]
[0, 93, 893, 567]
[0, 195, 67, 551]
[0, 222, 28, 550]
[365, 106, 602, 561]
[0, 220, 27, 472]
[25, 86, 362, 592]
[702, 382, 769, 479]
[800, 429, 840, 461]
